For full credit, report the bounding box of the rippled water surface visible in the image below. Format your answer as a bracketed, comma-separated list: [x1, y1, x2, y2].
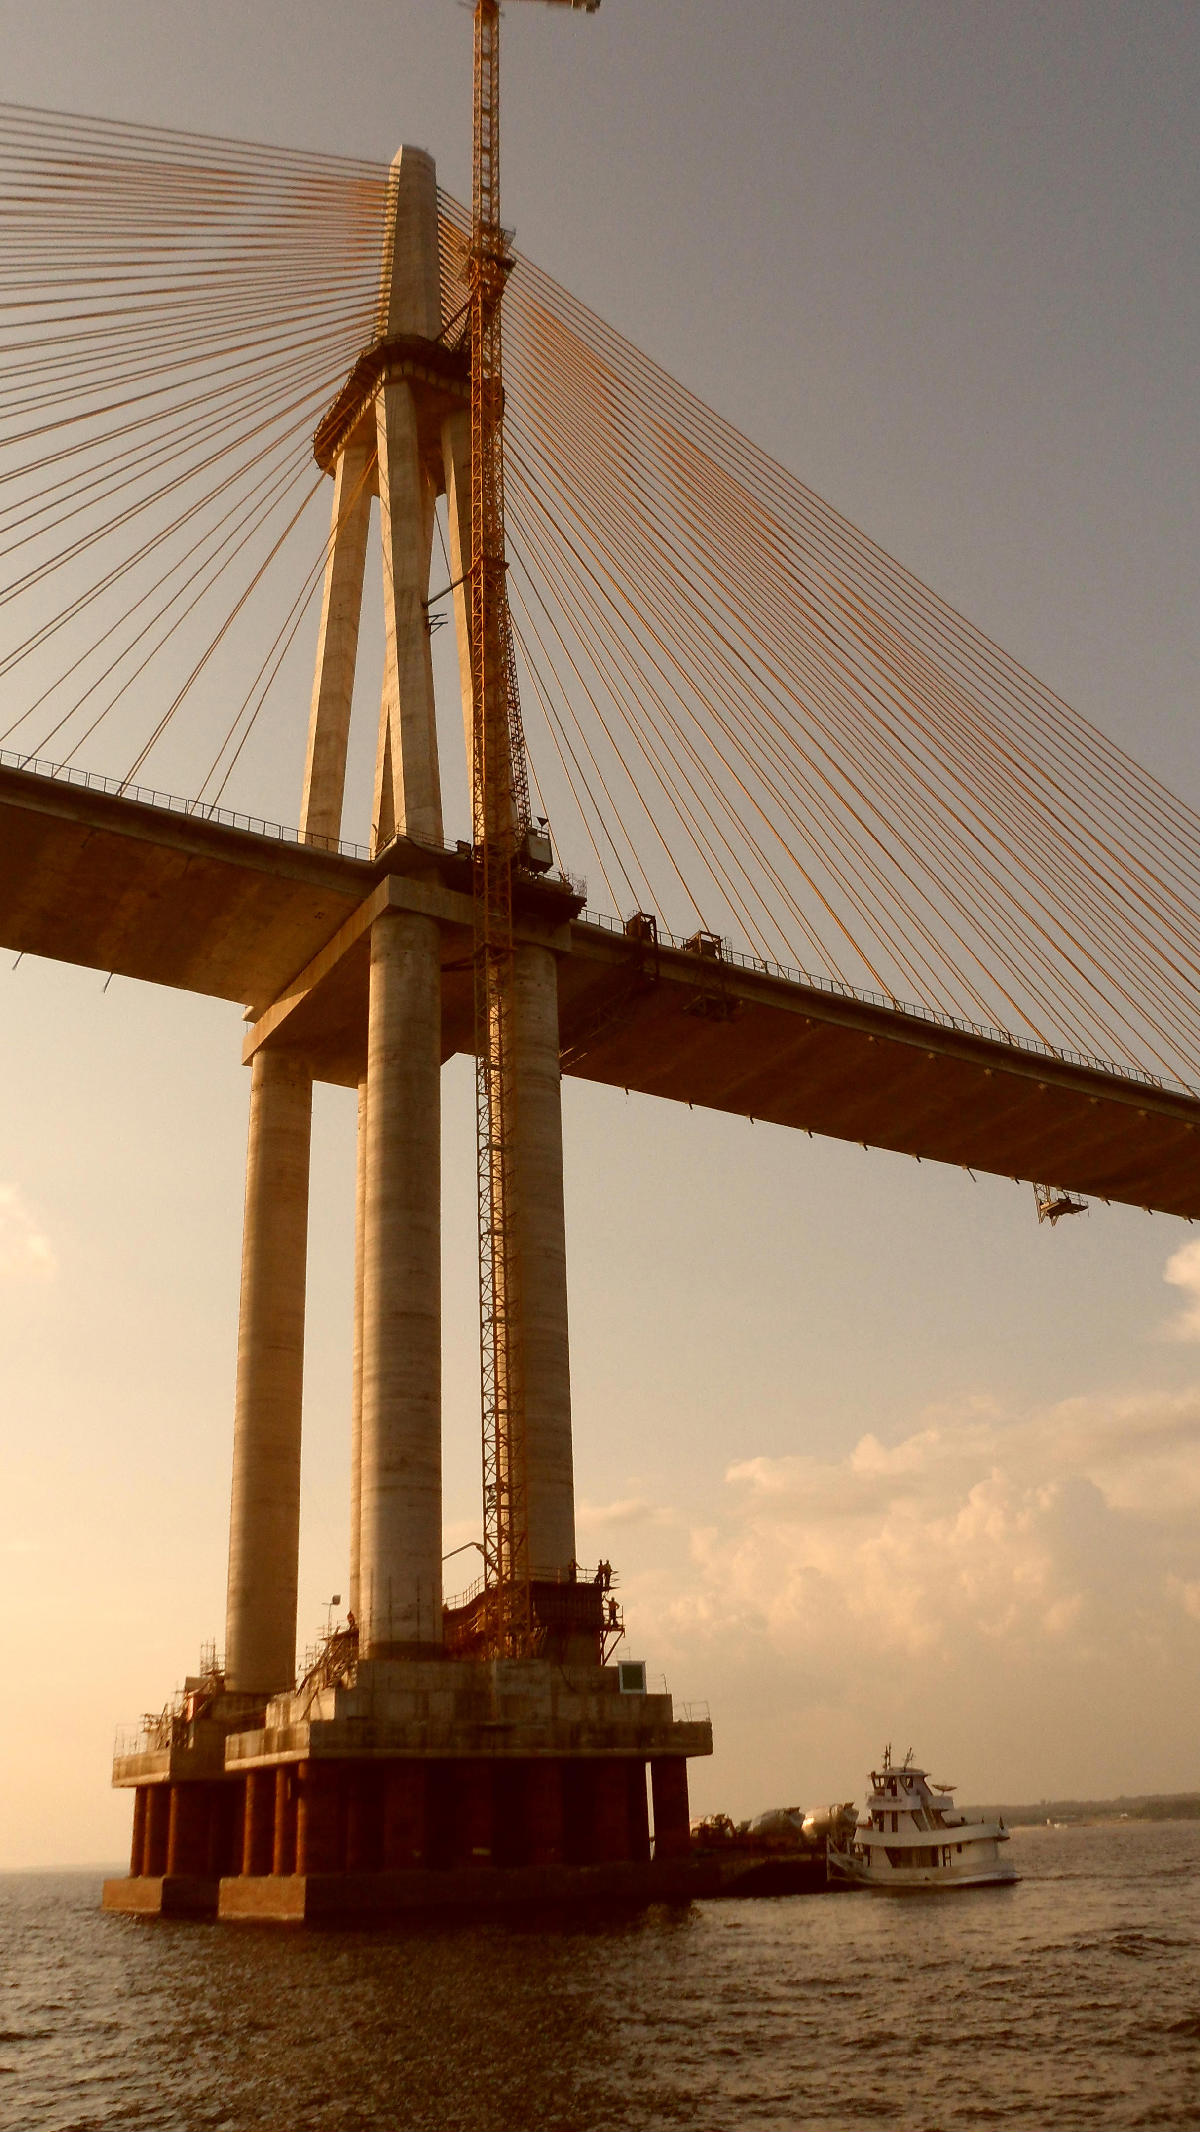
[2, 1823, 1199, 2130]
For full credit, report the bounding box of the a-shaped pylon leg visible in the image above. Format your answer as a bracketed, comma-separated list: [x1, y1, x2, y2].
[300, 142, 447, 858]
[442, 407, 476, 787]
[375, 377, 442, 850]
[299, 440, 372, 848]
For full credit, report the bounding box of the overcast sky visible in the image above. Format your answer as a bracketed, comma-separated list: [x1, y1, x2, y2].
[1, 0, 1198, 1865]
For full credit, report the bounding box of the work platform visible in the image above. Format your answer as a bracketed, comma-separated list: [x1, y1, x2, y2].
[102, 1653, 712, 1921]
[3, 758, 1197, 1217]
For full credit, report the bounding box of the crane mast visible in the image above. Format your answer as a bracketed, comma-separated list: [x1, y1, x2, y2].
[468, 0, 597, 1656]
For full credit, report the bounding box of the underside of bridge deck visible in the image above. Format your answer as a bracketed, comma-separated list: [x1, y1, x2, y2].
[2, 764, 1197, 1219]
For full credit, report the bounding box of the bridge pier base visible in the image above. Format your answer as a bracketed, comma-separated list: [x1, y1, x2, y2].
[103, 1655, 710, 1922]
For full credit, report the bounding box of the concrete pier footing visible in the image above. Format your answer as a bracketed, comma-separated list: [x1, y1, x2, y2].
[103, 1766, 691, 1921]
[103, 1657, 710, 1921]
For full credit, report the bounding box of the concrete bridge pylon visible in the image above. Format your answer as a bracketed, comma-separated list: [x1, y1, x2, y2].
[104, 145, 711, 1923]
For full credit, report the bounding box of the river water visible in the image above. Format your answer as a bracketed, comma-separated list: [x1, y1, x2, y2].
[2, 1822, 1197, 2130]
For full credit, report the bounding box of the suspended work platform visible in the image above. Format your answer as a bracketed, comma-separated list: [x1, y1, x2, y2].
[3, 758, 1196, 1219]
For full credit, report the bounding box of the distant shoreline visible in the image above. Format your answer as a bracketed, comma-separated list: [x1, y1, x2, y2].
[976, 1793, 1200, 1828]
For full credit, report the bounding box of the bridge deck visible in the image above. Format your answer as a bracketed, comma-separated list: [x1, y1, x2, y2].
[2, 764, 1196, 1219]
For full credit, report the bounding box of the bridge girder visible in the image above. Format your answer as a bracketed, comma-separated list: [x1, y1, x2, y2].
[2, 762, 1195, 1221]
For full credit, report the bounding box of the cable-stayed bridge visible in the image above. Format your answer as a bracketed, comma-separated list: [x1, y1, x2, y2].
[0, 94, 1196, 1917]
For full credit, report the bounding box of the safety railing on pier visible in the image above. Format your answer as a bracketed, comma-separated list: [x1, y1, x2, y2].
[114, 1722, 159, 1760]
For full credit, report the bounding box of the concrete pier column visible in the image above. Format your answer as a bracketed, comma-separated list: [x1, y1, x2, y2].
[511, 944, 576, 1577]
[143, 1784, 169, 1878]
[382, 1763, 427, 1869]
[349, 1075, 368, 1622]
[243, 1770, 275, 1878]
[359, 912, 443, 1656]
[272, 1768, 296, 1877]
[167, 1785, 210, 1879]
[455, 1764, 494, 1866]
[650, 1758, 691, 1861]
[593, 1762, 631, 1864]
[296, 1762, 341, 1875]
[627, 1760, 651, 1865]
[224, 1049, 312, 1695]
[208, 1787, 241, 1882]
[345, 1771, 382, 1873]
[130, 1787, 148, 1875]
[525, 1760, 566, 1867]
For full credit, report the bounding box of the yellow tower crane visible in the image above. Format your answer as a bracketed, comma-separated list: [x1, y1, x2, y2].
[468, 0, 600, 1656]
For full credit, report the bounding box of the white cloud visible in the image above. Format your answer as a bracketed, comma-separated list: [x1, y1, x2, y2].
[1164, 1236, 1200, 1341]
[0, 1185, 55, 1279]
[1169, 1577, 1200, 1623]
[576, 1496, 675, 1533]
[711, 1391, 1200, 1658]
[620, 1385, 1200, 1809]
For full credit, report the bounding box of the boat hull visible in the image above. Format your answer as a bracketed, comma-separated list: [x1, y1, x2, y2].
[831, 1854, 1019, 1892]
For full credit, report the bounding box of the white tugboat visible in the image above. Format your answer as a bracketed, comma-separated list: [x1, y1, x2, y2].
[830, 1746, 1018, 1890]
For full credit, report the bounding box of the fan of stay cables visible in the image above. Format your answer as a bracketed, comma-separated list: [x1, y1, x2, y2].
[477, 223, 1200, 1095]
[0, 105, 1198, 1094]
[0, 101, 389, 809]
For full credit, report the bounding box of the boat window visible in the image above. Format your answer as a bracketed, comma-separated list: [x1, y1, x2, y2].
[942, 1847, 952, 1866]
[956, 1843, 962, 1853]
[886, 1845, 940, 1869]
[890, 1812, 898, 1833]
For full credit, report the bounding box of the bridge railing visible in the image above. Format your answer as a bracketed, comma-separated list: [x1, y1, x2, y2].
[575, 909, 1195, 1100]
[0, 746, 587, 897]
[0, 747, 375, 862]
[4, 745, 1193, 1102]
